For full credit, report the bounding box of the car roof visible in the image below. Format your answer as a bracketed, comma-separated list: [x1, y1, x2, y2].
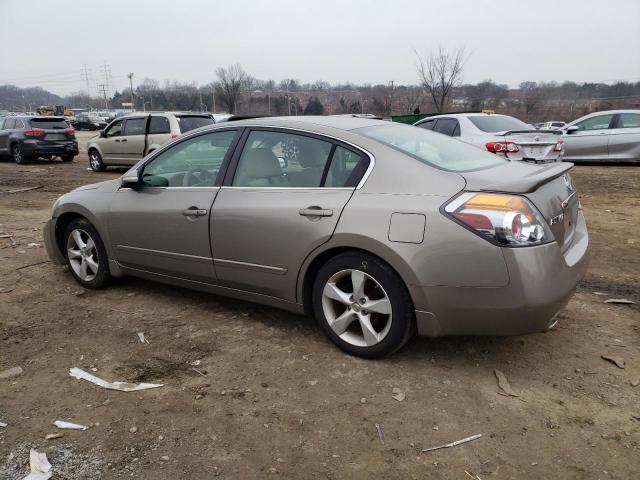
[222, 115, 389, 131]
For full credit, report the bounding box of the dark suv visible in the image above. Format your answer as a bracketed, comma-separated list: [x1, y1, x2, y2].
[0, 116, 79, 164]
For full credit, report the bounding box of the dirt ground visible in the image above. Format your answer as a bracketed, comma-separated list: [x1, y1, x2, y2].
[1, 131, 639, 479]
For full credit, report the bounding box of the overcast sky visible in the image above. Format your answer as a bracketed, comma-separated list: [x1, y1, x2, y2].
[1, 0, 639, 95]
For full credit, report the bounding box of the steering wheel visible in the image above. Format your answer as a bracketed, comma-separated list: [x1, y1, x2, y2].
[183, 167, 216, 187]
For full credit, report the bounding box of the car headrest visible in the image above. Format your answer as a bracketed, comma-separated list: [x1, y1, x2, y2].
[242, 148, 282, 179]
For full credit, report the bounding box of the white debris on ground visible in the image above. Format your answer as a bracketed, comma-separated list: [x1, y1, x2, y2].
[69, 367, 163, 392]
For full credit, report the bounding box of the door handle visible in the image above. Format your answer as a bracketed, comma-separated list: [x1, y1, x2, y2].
[115, 139, 121, 142]
[121, 138, 128, 142]
[182, 207, 208, 217]
[299, 207, 333, 217]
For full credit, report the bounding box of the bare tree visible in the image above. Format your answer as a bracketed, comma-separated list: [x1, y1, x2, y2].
[215, 63, 249, 114]
[398, 85, 423, 114]
[416, 47, 466, 113]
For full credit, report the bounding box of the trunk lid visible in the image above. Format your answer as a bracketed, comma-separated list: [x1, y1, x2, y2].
[461, 161, 579, 251]
[498, 129, 561, 162]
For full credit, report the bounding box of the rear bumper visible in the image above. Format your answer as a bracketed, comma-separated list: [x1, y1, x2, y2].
[43, 219, 65, 265]
[21, 140, 79, 156]
[415, 210, 589, 337]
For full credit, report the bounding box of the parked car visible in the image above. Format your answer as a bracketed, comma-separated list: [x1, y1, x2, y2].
[414, 113, 564, 163]
[86, 112, 215, 171]
[533, 122, 545, 130]
[0, 115, 78, 164]
[542, 121, 566, 130]
[74, 115, 108, 131]
[43, 116, 588, 357]
[561, 110, 640, 163]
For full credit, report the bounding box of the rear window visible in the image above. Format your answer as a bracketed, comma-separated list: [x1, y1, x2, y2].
[356, 123, 505, 173]
[176, 115, 213, 133]
[30, 118, 69, 129]
[468, 115, 530, 133]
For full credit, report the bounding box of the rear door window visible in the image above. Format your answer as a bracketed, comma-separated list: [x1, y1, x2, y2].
[149, 116, 171, 134]
[123, 118, 147, 136]
[325, 146, 369, 188]
[433, 118, 460, 137]
[29, 118, 68, 129]
[176, 115, 214, 133]
[617, 113, 640, 128]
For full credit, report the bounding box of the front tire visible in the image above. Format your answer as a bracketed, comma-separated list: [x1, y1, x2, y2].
[63, 218, 111, 289]
[88, 150, 106, 172]
[312, 251, 415, 358]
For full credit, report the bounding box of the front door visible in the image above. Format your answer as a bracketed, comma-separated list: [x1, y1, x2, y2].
[211, 129, 369, 301]
[108, 129, 239, 283]
[562, 113, 615, 161]
[100, 119, 124, 163]
[120, 116, 148, 163]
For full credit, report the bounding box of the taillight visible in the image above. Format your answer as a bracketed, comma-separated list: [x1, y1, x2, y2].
[485, 141, 519, 154]
[554, 140, 563, 152]
[444, 192, 553, 246]
[65, 128, 76, 137]
[24, 129, 45, 137]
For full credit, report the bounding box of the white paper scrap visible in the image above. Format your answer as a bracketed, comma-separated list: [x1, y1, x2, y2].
[69, 367, 163, 392]
[54, 420, 88, 430]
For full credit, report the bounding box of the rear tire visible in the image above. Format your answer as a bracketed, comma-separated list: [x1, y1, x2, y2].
[12, 144, 28, 164]
[89, 150, 106, 172]
[63, 218, 112, 289]
[61, 154, 74, 162]
[312, 251, 415, 358]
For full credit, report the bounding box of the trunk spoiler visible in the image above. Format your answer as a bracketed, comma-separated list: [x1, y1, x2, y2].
[463, 162, 574, 194]
[497, 129, 562, 136]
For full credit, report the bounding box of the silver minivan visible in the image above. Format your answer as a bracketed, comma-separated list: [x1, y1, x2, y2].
[87, 112, 214, 171]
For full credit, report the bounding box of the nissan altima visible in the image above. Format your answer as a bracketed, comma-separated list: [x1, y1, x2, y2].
[43, 116, 589, 357]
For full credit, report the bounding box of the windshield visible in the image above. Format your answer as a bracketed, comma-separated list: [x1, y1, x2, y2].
[469, 115, 530, 132]
[356, 123, 505, 172]
[30, 118, 69, 129]
[176, 115, 214, 133]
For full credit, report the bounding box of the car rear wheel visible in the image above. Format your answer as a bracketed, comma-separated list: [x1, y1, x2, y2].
[312, 251, 415, 358]
[12, 144, 28, 164]
[61, 154, 74, 162]
[89, 150, 106, 172]
[64, 218, 111, 289]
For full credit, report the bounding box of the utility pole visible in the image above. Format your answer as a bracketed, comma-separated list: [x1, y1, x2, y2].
[286, 80, 291, 116]
[101, 62, 112, 100]
[199, 90, 203, 112]
[211, 85, 216, 113]
[127, 73, 134, 111]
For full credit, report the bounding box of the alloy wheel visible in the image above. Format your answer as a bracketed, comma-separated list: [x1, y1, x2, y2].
[66, 228, 99, 282]
[321, 269, 393, 347]
[90, 153, 101, 171]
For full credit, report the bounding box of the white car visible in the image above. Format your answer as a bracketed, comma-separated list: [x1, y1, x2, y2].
[542, 121, 566, 130]
[414, 113, 564, 163]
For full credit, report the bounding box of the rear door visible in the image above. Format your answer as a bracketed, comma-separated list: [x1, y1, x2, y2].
[607, 112, 640, 162]
[562, 113, 615, 161]
[120, 117, 148, 163]
[211, 128, 370, 301]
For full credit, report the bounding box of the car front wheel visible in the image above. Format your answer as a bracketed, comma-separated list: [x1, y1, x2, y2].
[89, 150, 106, 172]
[312, 251, 415, 358]
[64, 218, 111, 289]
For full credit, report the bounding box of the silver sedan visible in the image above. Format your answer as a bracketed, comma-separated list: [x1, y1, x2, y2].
[43, 116, 589, 357]
[561, 110, 640, 163]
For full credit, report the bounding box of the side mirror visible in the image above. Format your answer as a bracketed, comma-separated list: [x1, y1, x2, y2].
[99, 129, 106, 138]
[121, 169, 141, 188]
[565, 125, 579, 134]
